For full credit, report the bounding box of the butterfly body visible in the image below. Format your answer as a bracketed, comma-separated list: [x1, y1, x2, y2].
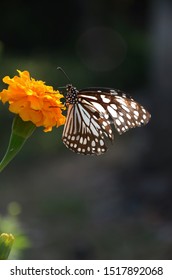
[66, 84, 79, 105]
[62, 84, 151, 155]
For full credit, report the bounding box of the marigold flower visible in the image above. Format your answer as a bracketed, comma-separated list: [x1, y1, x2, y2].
[0, 70, 66, 132]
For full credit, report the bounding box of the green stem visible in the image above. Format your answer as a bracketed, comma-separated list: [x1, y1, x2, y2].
[0, 115, 36, 172]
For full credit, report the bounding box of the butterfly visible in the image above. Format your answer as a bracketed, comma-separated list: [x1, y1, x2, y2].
[61, 83, 151, 155]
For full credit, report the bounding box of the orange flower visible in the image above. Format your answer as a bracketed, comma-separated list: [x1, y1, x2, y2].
[0, 70, 66, 132]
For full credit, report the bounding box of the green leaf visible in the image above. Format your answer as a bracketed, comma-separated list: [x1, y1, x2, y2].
[0, 233, 15, 260]
[0, 115, 36, 172]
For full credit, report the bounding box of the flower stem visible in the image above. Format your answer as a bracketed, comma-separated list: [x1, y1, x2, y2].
[0, 115, 36, 172]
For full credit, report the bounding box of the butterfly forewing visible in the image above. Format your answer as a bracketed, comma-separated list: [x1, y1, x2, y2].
[62, 86, 151, 155]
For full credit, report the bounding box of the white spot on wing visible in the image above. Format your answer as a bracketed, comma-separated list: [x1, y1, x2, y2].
[116, 119, 121, 126]
[79, 137, 83, 144]
[126, 113, 131, 119]
[101, 95, 110, 103]
[107, 105, 117, 118]
[119, 116, 124, 123]
[80, 95, 97, 100]
[91, 102, 106, 112]
[111, 104, 117, 110]
[134, 110, 139, 117]
[100, 139, 104, 146]
[131, 102, 137, 109]
[91, 140, 96, 147]
[121, 104, 130, 113]
[102, 121, 108, 127]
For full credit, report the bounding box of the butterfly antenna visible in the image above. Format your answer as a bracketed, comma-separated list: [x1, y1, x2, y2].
[57, 67, 71, 84]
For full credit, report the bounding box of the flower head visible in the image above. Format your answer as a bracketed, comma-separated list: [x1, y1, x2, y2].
[0, 70, 66, 132]
[0, 233, 15, 259]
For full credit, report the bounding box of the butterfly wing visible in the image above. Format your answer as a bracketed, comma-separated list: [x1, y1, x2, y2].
[62, 101, 113, 155]
[62, 88, 151, 155]
[79, 88, 151, 135]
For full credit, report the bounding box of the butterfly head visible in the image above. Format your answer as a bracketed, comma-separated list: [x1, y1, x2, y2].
[66, 84, 78, 106]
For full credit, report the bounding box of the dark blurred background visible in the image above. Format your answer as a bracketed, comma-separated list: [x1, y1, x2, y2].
[0, 0, 172, 259]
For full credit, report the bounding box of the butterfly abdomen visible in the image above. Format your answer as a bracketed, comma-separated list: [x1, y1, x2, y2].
[66, 84, 79, 106]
